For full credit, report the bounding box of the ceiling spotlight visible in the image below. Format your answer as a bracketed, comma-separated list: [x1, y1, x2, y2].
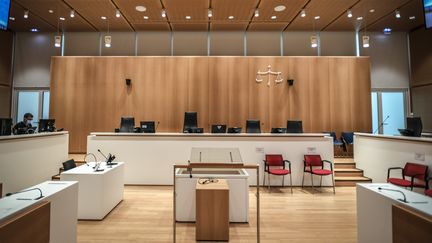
[228, 15, 234, 20]
[254, 9, 259, 17]
[161, 9, 166, 18]
[274, 5, 286, 12]
[101, 16, 107, 20]
[362, 35, 370, 48]
[347, 10, 352, 18]
[48, 9, 54, 14]
[369, 9, 375, 13]
[9, 17, 15, 21]
[185, 15, 191, 20]
[395, 10, 401, 19]
[115, 9, 121, 18]
[70, 10, 75, 18]
[30, 28, 38, 32]
[409, 16, 416, 20]
[54, 35, 62, 48]
[208, 9, 213, 18]
[104, 35, 112, 48]
[314, 16, 320, 20]
[135, 6, 146, 12]
[383, 28, 392, 35]
[24, 10, 29, 19]
[300, 9, 306, 18]
[271, 15, 277, 20]
[59, 17, 65, 21]
[357, 16, 363, 20]
[311, 35, 318, 48]
[143, 16, 149, 20]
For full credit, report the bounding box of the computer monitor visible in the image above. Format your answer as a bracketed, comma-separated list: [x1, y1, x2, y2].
[183, 112, 198, 133]
[119, 117, 135, 133]
[140, 121, 155, 133]
[271, 127, 287, 134]
[287, 120, 303, 133]
[246, 120, 261, 133]
[38, 119, 56, 132]
[211, 124, 227, 133]
[0, 118, 12, 136]
[399, 117, 423, 137]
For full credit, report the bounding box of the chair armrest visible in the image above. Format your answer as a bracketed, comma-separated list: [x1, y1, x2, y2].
[284, 160, 291, 171]
[387, 167, 403, 179]
[263, 160, 269, 171]
[323, 160, 333, 171]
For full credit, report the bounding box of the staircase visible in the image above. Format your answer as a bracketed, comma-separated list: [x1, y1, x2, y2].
[334, 158, 372, 186]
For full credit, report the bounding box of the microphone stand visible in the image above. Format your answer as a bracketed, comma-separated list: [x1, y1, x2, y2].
[6, 188, 44, 200]
[378, 187, 407, 203]
[374, 115, 390, 134]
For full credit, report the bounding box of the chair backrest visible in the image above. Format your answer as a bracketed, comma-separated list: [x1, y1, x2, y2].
[265, 154, 284, 167]
[323, 131, 337, 141]
[211, 124, 227, 133]
[62, 159, 76, 171]
[246, 120, 261, 133]
[341, 132, 354, 144]
[404, 162, 428, 180]
[304, 155, 323, 167]
[287, 120, 303, 133]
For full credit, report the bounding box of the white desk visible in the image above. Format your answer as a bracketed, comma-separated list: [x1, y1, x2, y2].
[0, 131, 69, 196]
[87, 132, 333, 186]
[175, 168, 249, 223]
[0, 181, 78, 243]
[354, 133, 432, 184]
[60, 162, 124, 220]
[357, 183, 432, 243]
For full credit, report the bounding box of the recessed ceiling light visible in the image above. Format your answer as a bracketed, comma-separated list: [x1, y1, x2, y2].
[254, 9, 259, 17]
[314, 16, 320, 20]
[101, 16, 107, 20]
[274, 5, 286, 12]
[135, 6, 146, 12]
[9, 17, 15, 21]
[347, 10, 352, 18]
[70, 10, 75, 18]
[24, 10, 29, 19]
[228, 15, 234, 20]
[115, 9, 121, 18]
[185, 15, 191, 20]
[300, 9, 306, 18]
[59, 17, 65, 21]
[357, 16, 363, 20]
[208, 9, 213, 18]
[369, 9, 375, 13]
[48, 9, 54, 14]
[271, 15, 277, 20]
[30, 28, 38, 32]
[143, 16, 149, 20]
[161, 9, 166, 18]
[409, 16, 416, 20]
[395, 10, 401, 18]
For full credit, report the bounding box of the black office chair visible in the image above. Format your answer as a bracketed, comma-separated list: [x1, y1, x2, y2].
[183, 112, 198, 133]
[119, 117, 135, 133]
[227, 127, 242, 133]
[271, 127, 287, 133]
[211, 124, 227, 133]
[246, 120, 261, 133]
[287, 120, 303, 133]
[140, 121, 156, 133]
[62, 159, 76, 171]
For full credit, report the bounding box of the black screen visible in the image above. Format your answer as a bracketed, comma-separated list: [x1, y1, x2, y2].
[406, 117, 423, 137]
[287, 120, 303, 133]
[38, 119, 55, 132]
[120, 117, 135, 133]
[211, 124, 227, 133]
[183, 112, 198, 132]
[140, 121, 155, 133]
[246, 120, 261, 133]
[0, 118, 12, 136]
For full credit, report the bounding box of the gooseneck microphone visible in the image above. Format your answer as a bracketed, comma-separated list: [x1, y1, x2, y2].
[373, 115, 390, 134]
[378, 187, 407, 203]
[156, 121, 160, 132]
[6, 188, 44, 200]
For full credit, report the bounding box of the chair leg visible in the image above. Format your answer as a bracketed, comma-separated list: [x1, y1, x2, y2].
[331, 173, 335, 194]
[282, 175, 285, 187]
[320, 176, 323, 187]
[302, 172, 305, 188]
[268, 174, 271, 192]
[290, 173, 293, 194]
[263, 172, 266, 188]
[310, 173, 314, 192]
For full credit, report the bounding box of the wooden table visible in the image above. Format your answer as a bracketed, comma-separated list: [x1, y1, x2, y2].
[196, 179, 229, 241]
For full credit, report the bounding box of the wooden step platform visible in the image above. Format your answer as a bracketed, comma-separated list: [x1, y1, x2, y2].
[334, 157, 371, 186]
[334, 168, 364, 177]
[335, 176, 372, 186]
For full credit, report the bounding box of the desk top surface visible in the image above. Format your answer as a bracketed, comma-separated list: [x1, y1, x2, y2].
[61, 162, 124, 175]
[358, 183, 432, 216]
[0, 131, 68, 141]
[90, 132, 330, 138]
[354, 132, 432, 143]
[0, 181, 77, 220]
[196, 179, 228, 190]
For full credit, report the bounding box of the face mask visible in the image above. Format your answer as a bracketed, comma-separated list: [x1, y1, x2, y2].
[27, 120, 32, 125]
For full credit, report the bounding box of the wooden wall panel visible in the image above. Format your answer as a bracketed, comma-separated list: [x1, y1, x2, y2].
[50, 56, 372, 153]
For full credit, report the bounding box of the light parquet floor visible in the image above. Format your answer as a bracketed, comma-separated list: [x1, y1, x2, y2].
[77, 186, 357, 243]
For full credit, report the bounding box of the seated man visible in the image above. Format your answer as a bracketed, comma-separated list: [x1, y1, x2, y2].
[13, 113, 34, 135]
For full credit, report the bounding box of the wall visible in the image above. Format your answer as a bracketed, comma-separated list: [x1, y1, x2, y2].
[409, 28, 432, 132]
[50, 56, 372, 153]
[0, 31, 13, 117]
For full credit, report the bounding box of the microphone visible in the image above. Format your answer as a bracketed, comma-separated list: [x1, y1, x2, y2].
[98, 149, 108, 160]
[83, 153, 97, 166]
[155, 121, 160, 132]
[378, 187, 407, 203]
[6, 188, 44, 200]
[187, 160, 192, 178]
[373, 115, 390, 134]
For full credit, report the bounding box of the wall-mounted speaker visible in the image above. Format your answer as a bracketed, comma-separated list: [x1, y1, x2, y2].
[126, 79, 131, 86]
[287, 79, 294, 86]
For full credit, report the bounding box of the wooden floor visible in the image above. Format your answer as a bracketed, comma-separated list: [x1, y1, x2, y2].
[77, 186, 357, 243]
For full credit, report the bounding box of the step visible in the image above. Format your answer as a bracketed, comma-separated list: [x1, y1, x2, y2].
[334, 168, 364, 177]
[334, 162, 356, 169]
[335, 176, 372, 187]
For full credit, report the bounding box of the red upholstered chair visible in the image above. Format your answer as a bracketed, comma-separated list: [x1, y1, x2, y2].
[302, 155, 335, 193]
[426, 177, 432, 198]
[263, 154, 292, 193]
[387, 162, 428, 191]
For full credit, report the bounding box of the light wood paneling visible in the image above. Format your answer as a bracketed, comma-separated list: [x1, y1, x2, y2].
[50, 56, 371, 153]
[392, 204, 432, 243]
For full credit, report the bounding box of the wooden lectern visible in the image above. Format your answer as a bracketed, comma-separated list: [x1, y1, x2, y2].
[196, 179, 229, 241]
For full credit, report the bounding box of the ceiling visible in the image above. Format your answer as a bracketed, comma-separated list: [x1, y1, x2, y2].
[6, 0, 426, 32]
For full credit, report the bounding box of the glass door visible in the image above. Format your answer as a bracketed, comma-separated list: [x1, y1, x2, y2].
[371, 90, 408, 135]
